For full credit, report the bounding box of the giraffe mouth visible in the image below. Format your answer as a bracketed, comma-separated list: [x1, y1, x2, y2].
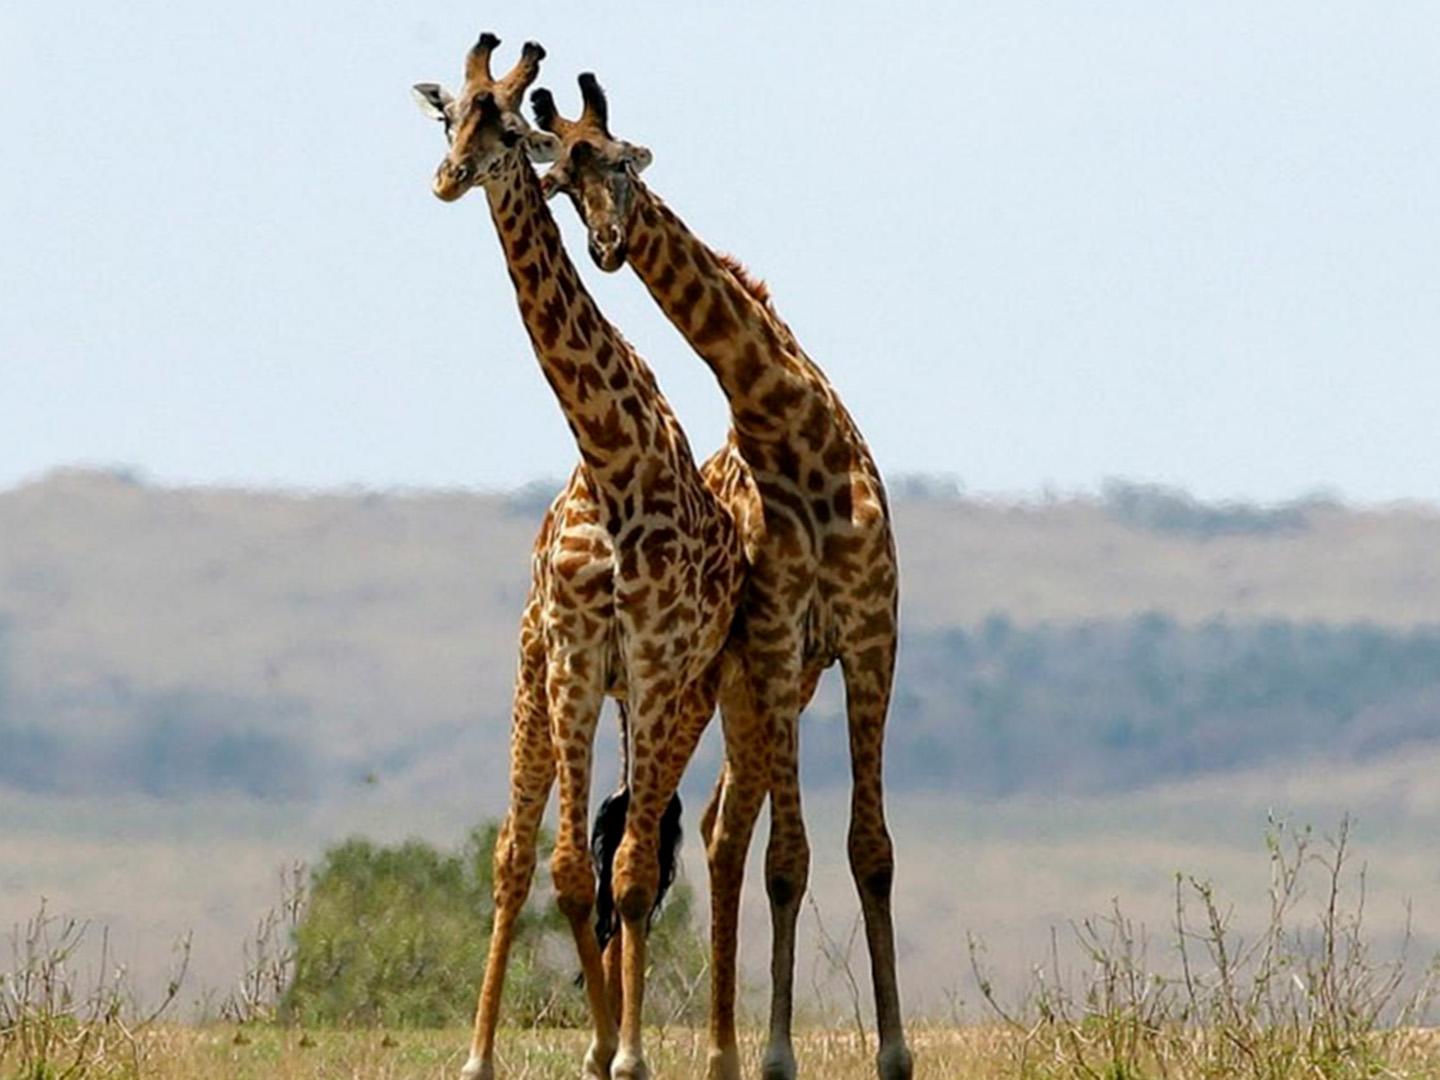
[588, 237, 628, 273]
[432, 172, 470, 203]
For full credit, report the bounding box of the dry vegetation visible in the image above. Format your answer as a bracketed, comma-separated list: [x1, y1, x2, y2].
[968, 819, 1440, 1078]
[1, 1024, 1010, 1080]
[5, 1016, 1439, 1079]
[5, 820, 1438, 1079]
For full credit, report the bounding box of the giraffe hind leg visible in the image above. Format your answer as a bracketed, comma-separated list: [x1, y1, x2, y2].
[841, 644, 913, 1080]
[703, 680, 770, 1080]
[610, 677, 721, 1080]
[759, 664, 822, 1080]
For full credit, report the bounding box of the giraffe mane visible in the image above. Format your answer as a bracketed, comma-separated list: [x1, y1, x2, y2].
[715, 253, 775, 313]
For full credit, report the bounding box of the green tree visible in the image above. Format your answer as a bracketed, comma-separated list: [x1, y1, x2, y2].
[283, 825, 576, 1027]
[282, 822, 709, 1029]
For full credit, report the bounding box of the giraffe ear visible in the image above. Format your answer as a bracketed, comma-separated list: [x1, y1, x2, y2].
[525, 129, 561, 164]
[619, 141, 653, 173]
[539, 163, 568, 199]
[412, 83, 455, 122]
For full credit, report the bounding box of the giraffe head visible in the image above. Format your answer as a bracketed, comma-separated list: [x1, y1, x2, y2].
[530, 74, 653, 271]
[412, 33, 560, 202]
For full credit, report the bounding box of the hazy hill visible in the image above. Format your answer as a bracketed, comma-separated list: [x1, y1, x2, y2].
[2, 468, 1439, 801]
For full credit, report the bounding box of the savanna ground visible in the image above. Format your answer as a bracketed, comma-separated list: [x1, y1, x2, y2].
[18, 1026, 1001, 1080]
[8, 815, 1440, 1078]
[13, 1022, 1440, 1079]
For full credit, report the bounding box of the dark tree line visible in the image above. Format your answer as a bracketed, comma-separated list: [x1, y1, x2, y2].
[0, 633, 314, 799]
[798, 614, 1440, 796]
[4, 608, 1439, 801]
[1099, 480, 1333, 538]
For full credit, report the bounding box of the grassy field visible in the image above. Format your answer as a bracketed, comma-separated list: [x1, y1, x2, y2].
[10, 1023, 1440, 1079]
[84, 1026, 991, 1079]
[6, 801, 1439, 1077]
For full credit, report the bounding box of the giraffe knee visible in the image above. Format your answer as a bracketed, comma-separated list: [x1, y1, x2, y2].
[765, 827, 809, 908]
[847, 831, 895, 902]
[611, 838, 658, 923]
[861, 865, 893, 902]
[765, 848, 809, 910]
[550, 845, 596, 918]
[491, 823, 540, 905]
[493, 827, 536, 880]
[765, 872, 801, 909]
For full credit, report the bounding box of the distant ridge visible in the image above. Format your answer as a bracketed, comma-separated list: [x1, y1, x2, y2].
[3, 468, 1440, 800]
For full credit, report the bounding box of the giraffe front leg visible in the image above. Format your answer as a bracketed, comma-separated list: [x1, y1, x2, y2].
[463, 799, 549, 1080]
[704, 765, 767, 1080]
[547, 663, 615, 1080]
[760, 712, 808, 1080]
[463, 653, 554, 1080]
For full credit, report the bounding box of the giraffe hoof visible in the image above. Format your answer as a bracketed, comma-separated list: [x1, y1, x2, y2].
[459, 1054, 494, 1080]
[876, 1041, 914, 1080]
[583, 1040, 615, 1080]
[609, 1048, 649, 1080]
[760, 1044, 797, 1080]
[706, 1045, 742, 1080]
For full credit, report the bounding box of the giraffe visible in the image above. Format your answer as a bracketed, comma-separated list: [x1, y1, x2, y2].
[412, 36, 749, 1080]
[532, 76, 914, 1080]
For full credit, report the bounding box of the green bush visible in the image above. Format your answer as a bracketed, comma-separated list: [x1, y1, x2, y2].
[281, 822, 709, 1029]
[283, 825, 576, 1028]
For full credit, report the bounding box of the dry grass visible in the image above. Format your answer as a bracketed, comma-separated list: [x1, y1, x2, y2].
[1, 1024, 1041, 1080]
[11, 1023, 1440, 1079]
[8, 815, 1440, 1078]
[967, 818, 1440, 1079]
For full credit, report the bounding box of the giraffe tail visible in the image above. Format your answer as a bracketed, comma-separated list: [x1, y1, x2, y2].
[590, 786, 684, 951]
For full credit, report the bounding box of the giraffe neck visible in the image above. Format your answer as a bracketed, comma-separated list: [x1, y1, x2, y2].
[624, 183, 825, 443]
[481, 154, 684, 498]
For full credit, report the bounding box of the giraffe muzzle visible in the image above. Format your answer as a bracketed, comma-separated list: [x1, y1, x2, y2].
[432, 161, 473, 202]
[589, 224, 627, 272]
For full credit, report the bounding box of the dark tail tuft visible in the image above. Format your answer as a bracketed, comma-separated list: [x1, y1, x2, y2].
[590, 788, 684, 951]
[590, 788, 629, 951]
[656, 791, 683, 920]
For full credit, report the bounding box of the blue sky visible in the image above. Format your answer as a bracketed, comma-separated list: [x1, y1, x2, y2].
[4, 2, 1438, 501]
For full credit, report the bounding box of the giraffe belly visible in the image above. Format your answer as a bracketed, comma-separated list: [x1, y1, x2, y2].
[801, 596, 839, 670]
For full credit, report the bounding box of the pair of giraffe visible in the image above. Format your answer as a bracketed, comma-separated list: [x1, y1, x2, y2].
[413, 33, 911, 1080]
